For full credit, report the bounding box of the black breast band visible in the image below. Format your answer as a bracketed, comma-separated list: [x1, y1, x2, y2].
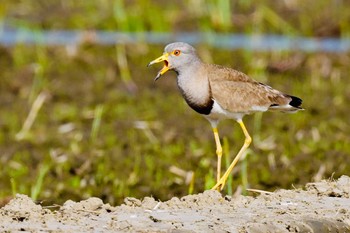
[184, 97, 214, 115]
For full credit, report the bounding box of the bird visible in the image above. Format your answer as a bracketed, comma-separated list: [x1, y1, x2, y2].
[148, 42, 303, 191]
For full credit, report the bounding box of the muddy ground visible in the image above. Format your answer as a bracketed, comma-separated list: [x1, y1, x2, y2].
[0, 176, 349, 232]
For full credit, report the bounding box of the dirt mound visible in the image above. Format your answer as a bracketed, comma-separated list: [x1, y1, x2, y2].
[1, 176, 350, 232]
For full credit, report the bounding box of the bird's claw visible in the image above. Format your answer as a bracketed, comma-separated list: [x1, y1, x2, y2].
[211, 178, 226, 191]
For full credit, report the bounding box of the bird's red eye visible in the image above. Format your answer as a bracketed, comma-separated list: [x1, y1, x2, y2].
[173, 50, 181, 56]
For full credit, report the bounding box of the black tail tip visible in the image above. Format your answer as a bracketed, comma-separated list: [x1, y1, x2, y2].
[289, 95, 303, 108]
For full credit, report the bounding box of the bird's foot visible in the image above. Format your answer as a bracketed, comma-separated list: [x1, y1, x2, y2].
[211, 177, 227, 191]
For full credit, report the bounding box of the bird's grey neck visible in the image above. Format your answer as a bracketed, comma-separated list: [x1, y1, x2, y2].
[174, 59, 201, 76]
[176, 62, 213, 115]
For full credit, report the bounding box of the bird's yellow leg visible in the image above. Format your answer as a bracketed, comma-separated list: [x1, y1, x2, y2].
[212, 119, 252, 191]
[212, 127, 222, 186]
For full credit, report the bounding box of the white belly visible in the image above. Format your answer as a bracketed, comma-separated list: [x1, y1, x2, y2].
[206, 100, 245, 121]
[205, 99, 269, 122]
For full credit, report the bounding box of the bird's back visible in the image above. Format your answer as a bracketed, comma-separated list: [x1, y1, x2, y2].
[206, 64, 302, 114]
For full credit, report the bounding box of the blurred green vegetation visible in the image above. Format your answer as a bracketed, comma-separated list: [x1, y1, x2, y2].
[0, 0, 350, 205]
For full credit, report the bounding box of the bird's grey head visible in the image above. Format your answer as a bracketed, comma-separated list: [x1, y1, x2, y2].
[148, 42, 201, 81]
[164, 42, 196, 55]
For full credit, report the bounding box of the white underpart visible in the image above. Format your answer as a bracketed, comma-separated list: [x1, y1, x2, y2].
[269, 104, 300, 113]
[251, 105, 269, 112]
[206, 99, 272, 122]
[206, 100, 245, 122]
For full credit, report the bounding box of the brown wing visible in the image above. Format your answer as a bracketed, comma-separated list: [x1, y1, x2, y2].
[206, 64, 291, 113]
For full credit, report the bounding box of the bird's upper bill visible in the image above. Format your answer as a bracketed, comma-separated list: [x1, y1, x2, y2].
[148, 53, 170, 81]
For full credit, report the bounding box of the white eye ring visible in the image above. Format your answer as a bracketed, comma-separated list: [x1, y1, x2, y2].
[173, 50, 181, 56]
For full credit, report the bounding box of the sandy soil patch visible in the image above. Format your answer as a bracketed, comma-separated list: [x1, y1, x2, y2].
[1, 176, 350, 232]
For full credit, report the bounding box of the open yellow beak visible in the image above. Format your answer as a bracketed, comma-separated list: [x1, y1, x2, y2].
[148, 53, 170, 81]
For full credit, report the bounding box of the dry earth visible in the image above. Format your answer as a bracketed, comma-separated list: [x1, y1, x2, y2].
[1, 176, 350, 232]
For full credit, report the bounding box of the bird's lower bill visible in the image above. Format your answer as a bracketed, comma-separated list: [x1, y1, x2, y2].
[148, 53, 170, 81]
